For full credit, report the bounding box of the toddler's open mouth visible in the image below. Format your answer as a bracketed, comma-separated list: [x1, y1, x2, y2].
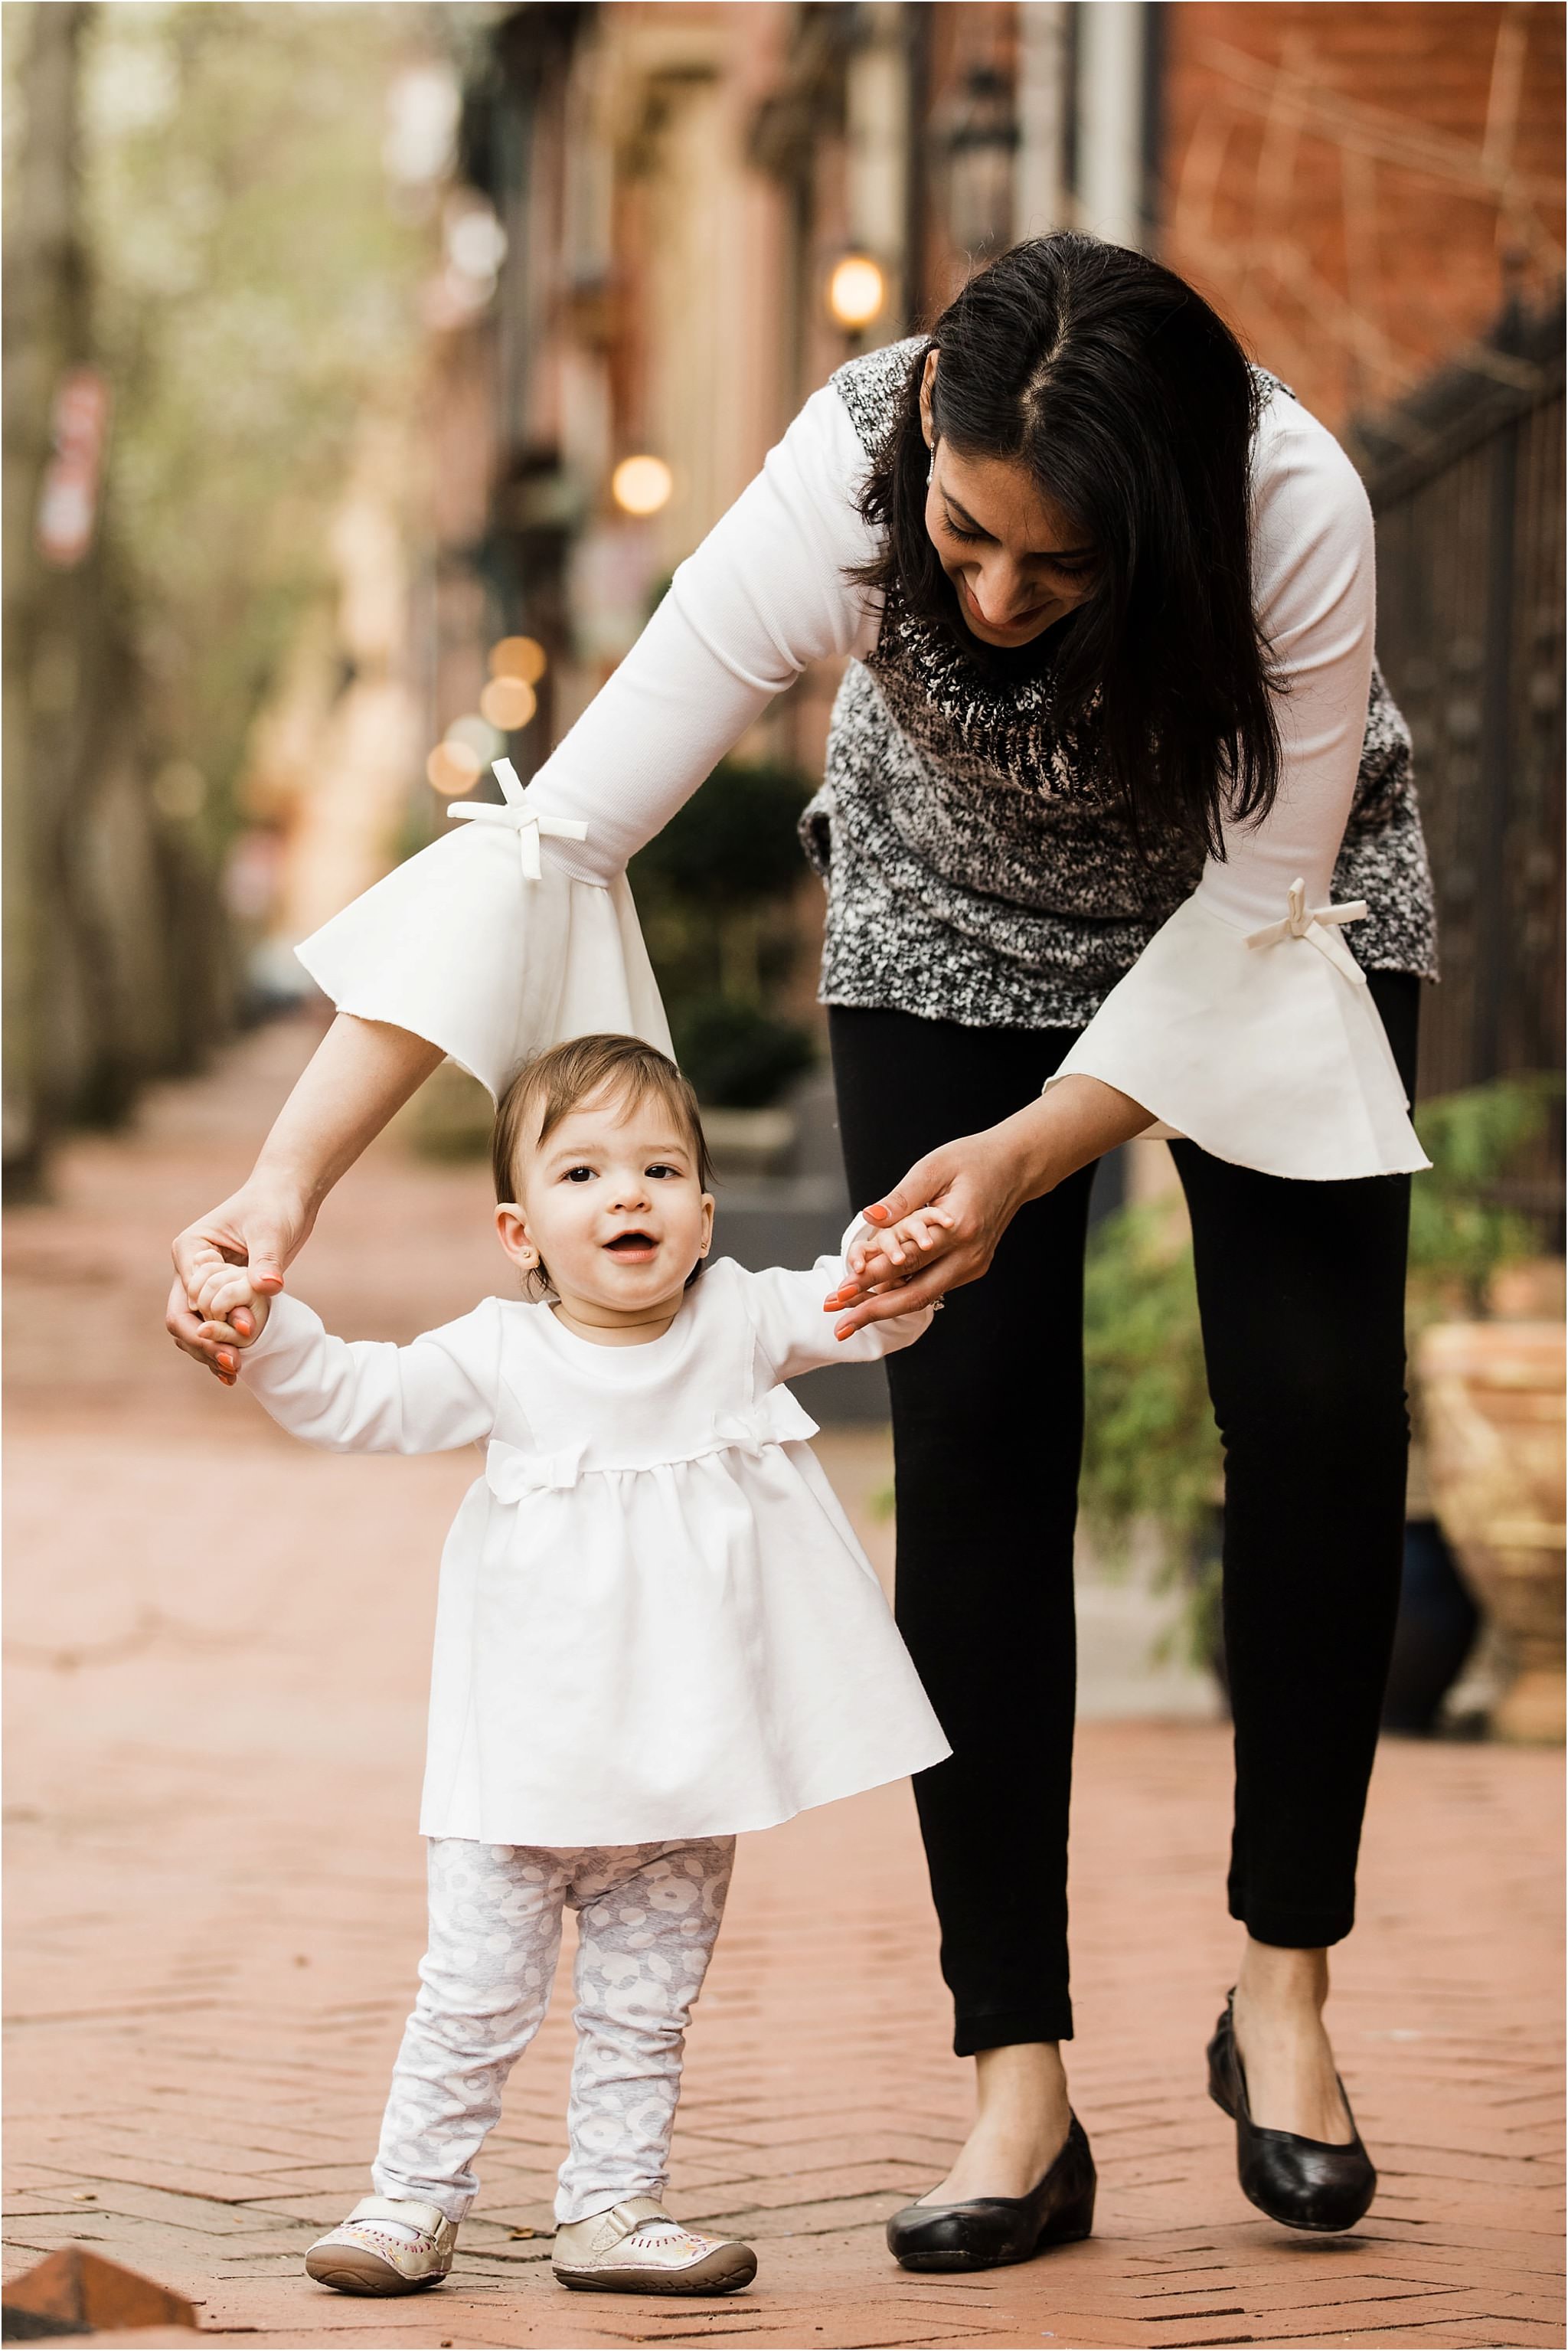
[604, 1231, 658, 1257]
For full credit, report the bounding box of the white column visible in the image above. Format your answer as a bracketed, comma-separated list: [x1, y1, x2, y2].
[1015, 2, 1072, 240]
[846, 1, 910, 322]
[1075, 0, 1148, 250]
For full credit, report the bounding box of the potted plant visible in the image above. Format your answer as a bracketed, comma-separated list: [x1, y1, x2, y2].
[1078, 1072, 1563, 1731]
[1407, 1074, 1564, 1744]
[1079, 1196, 1226, 1682]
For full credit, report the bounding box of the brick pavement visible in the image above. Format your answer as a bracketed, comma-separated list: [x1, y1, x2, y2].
[5, 1020, 1563, 2350]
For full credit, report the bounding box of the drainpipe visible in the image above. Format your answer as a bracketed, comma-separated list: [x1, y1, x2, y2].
[1015, 1, 1072, 240]
[1071, 0, 1152, 250]
[845, 2, 911, 330]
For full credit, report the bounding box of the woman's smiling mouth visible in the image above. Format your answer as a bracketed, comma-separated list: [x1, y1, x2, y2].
[957, 576, 1053, 636]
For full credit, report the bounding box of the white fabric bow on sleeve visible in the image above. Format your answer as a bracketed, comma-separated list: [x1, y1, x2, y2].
[1246, 876, 1370, 987]
[448, 757, 590, 881]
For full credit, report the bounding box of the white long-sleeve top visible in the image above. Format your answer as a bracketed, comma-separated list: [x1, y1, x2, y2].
[298, 356, 1428, 1181]
[238, 1247, 950, 1846]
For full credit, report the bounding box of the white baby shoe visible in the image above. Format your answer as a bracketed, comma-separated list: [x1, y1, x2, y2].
[552, 2196, 756, 2294]
[304, 2194, 457, 2294]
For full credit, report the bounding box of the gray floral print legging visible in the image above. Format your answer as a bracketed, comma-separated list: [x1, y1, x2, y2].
[372, 1836, 735, 2226]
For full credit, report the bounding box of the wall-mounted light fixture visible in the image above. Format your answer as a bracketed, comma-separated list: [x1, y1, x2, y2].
[479, 676, 537, 731]
[426, 739, 483, 796]
[826, 251, 887, 334]
[426, 711, 504, 796]
[490, 635, 547, 685]
[478, 636, 546, 732]
[611, 455, 673, 517]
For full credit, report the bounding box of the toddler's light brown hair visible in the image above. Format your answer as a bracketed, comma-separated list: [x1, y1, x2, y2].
[492, 1034, 714, 1206]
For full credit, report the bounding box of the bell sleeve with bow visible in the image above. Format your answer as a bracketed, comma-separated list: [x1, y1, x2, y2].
[1044, 397, 1429, 1182]
[294, 384, 880, 1100]
[236, 1292, 500, 1454]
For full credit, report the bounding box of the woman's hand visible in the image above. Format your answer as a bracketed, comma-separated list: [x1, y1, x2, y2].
[167, 1178, 312, 1385]
[827, 1128, 1035, 1336]
[828, 1076, 1155, 1336]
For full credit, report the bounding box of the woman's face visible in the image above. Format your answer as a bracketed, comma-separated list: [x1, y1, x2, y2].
[920, 351, 1097, 650]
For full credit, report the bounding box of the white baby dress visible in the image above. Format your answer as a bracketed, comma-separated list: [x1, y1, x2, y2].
[239, 1247, 951, 1846]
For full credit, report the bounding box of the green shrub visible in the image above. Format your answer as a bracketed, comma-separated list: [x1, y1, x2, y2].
[1076, 1071, 1562, 1667]
[1409, 1071, 1561, 1315]
[632, 762, 810, 906]
[673, 1000, 814, 1111]
[1080, 1203, 1218, 1559]
[631, 758, 818, 1107]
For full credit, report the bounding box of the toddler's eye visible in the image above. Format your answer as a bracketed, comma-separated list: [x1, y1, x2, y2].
[646, 1163, 680, 1180]
[561, 1165, 595, 1183]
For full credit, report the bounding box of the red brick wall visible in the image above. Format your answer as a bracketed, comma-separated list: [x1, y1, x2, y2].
[1157, 2, 1565, 428]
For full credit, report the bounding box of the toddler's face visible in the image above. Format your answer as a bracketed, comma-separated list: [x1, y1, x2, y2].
[497, 1083, 714, 1323]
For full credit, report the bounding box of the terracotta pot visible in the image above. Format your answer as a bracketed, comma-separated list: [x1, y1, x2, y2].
[1416, 1321, 1566, 1743]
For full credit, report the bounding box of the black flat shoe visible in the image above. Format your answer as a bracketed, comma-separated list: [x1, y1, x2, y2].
[885, 2112, 1096, 2272]
[1207, 1989, 1376, 2233]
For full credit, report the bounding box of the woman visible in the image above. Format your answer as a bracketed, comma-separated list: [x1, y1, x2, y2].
[171, 236, 1434, 2269]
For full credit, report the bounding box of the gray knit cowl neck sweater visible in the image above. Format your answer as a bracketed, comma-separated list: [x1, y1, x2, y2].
[800, 338, 1437, 1032]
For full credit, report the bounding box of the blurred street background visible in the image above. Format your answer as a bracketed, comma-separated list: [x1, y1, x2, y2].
[3, 3, 1564, 2345]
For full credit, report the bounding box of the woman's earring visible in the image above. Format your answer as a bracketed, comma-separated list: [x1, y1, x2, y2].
[926, 456, 935, 486]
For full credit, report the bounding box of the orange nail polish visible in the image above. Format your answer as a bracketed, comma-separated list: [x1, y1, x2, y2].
[864, 1204, 891, 1224]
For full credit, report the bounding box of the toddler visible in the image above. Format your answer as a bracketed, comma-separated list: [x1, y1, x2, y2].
[204, 1032, 950, 2299]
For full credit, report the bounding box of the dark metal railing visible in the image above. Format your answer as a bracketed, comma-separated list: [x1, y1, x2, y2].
[1354, 304, 1565, 1159]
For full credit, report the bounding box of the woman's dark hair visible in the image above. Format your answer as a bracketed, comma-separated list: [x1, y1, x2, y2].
[855, 233, 1281, 853]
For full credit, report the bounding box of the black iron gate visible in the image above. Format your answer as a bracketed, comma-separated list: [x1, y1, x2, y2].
[1356, 303, 1565, 1136]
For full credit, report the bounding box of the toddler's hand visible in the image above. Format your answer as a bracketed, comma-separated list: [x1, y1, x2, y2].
[195, 1274, 270, 1385]
[824, 1208, 956, 1313]
[189, 1259, 267, 1326]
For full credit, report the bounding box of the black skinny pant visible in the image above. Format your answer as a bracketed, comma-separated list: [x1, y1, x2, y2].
[830, 973, 1419, 2056]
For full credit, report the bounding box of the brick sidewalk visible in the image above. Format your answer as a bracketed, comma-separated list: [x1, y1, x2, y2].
[5, 1022, 1563, 2350]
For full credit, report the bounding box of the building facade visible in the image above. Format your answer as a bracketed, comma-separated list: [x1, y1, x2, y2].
[416, 1, 1563, 1099]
